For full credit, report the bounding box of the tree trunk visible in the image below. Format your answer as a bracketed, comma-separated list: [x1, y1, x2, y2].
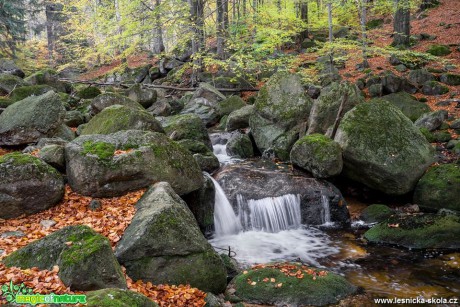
[360, 0, 369, 67]
[152, 0, 165, 54]
[327, 2, 333, 42]
[392, 0, 410, 48]
[188, 0, 205, 84]
[299, 0, 309, 41]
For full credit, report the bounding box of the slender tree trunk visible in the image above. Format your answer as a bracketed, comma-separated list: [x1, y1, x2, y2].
[327, 2, 333, 42]
[114, 0, 124, 55]
[360, 0, 369, 67]
[189, 0, 205, 84]
[299, 0, 309, 41]
[45, 3, 55, 66]
[392, 0, 410, 48]
[152, 0, 165, 54]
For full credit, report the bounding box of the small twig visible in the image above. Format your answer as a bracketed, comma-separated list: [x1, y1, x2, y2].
[6, 84, 17, 98]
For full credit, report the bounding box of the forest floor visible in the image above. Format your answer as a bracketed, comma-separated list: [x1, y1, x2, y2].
[1, 1, 460, 306]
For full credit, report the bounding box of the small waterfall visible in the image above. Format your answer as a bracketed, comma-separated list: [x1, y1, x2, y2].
[207, 175, 242, 236]
[237, 194, 302, 233]
[321, 195, 332, 225]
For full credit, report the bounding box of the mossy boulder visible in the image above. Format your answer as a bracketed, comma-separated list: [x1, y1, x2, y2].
[226, 105, 255, 131]
[86, 288, 158, 307]
[307, 81, 364, 135]
[9, 85, 55, 102]
[0, 58, 25, 78]
[76, 86, 101, 99]
[0, 91, 66, 145]
[422, 81, 449, 96]
[426, 44, 451, 56]
[161, 113, 212, 149]
[226, 132, 254, 158]
[414, 110, 448, 131]
[408, 69, 435, 87]
[372, 92, 430, 122]
[0, 97, 12, 108]
[65, 130, 203, 197]
[334, 101, 434, 195]
[419, 127, 435, 142]
[413, 164, 460, 212]
[115, 182, 227, 294]
[181, 83, 226, 126]
[359, 204, 394, 223]
[440, 73, 460, 86]
[0, 153, 64, 219]
[290, 134, 343, 178]
[90, 93, 144, 115]
[3, 225, 127, 290]
[250, 72, 313, 158]
[231, 263, 357, 306]
[37, 144, 66, 170]
[177, 139, 220, 173]
[217, 96, 246, 117]
[80, 105, 164, 135]
[24, 69, 71, 93]
[0, 73, 25, 95]
[64, 110, 85, 127]
[364, 213, 460, 249]
[126, 84, 157, 108]
[433, 130, 452, 142]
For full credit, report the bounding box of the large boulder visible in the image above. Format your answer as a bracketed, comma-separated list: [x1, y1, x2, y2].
[65, 130, 203, 197]
[250, 72, 313, 159]
[3, 225, 127, 291]
[414, 110, 448, 131]
[0, 73, 25, 95]
[231, 262, 357, 306]
[24, 69, 71, 93]
[226, 132, 254, 158]
[160, 113, 212, 149]
[216, 95, 246, 117]
[80, 105, 164, 135]
[364, 213, 460, 249]
[290, 134, 343, 178]
[334, 101, 434, 195]
[372, 92, 430, 122]
[0, 153, 64, 219]
[422, 81, 449, 95]
[408, 69, 435, 87]
[126, 84, 157, 108]
[177, 139, 220, 173]
[0, 58, 25, 78]
[413, 164, 460, 212]
[226, 105, 254, 131]
[307, 82, 364, 136]
[0, 91, 66, 145]
[181, 83, 226, 126]
[9, 85, 55, 102]
[90, 93, 144, 115]
[115, 182, 227, 294]
[440, 73, 460, 86]
[86, 289, 158, 307]
[215, 162, 350, 226]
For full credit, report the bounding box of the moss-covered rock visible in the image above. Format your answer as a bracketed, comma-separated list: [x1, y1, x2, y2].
[0, 73, 25, 95]
[0, 97, 12, 108]
[9, 85, 55, 102]
[359, 204, 394, 223]
[291, 134, 343, 178]
[0, 153, 64, 219]
[414, 110, 448, 131]
[76, 86, 101, 99]
[426, 44, 452, 56]
[433, 130, 452, 142]
[115, 182, 227, 294]
[334, 101, 434, 195]
[307, 81, 364, 135]
[126, 84, 157, 108]
[364, 213, 460, 249]
[161, 113, 212, 149]
[65, 110, 86, 127]
[65, 130, 203, 197]
[226, 105, 255, 131]
[24, 69, 71, 93]
[86, 288, 158, 307]
[408, 69, 435, 87]
[80, 105, 164, 135]
[419, 127, 435, 142]
[38, 144, 66, 170]
[372, 92, 431, 122]
[3, 225, 127, 291]
[176, 139, 220, 173]
[217, 96, 246, 117]
[440, 73, 460, 86]
[232, 263, 357, 306]
[90, 92, 144, 115]
[226, 132, 254, 158]
[0, 58, 25, 78]
[422, 81, 449, 95]
[0, 91, 66, 145]
[413, 164, 460, 212]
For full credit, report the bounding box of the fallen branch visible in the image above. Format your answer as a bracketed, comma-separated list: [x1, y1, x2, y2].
[59, 78, 259, 92]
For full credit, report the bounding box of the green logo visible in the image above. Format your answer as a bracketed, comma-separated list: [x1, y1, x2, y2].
[1, 281, 87, 305]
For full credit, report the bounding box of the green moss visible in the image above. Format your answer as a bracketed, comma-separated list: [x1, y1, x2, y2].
[426, 44, 452, 56]
[86, 288, 158, 307]
[233, 263, 356, 306]
[217, 96, 246, 116]
[77, 86, 101, 99]
[60, 235, 108, 267]
[0, 152, 58, 177]
[424, 81, 449, 94]
[81, 141, 116, 160]
[360, 204, 394, 223]
[433, 131, 452, 142]
[420, 127, 435, 142]
[364, 214, 460, 249]
[0, 97, 12, 108]
[9, 85, 55, 102]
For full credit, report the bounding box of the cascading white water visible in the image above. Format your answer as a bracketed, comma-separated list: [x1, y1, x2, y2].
[207, 175, 242, 236]
[321, 195, 332, 225]
[212, 144, 233, 164]
[237, 194, 302, 232]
